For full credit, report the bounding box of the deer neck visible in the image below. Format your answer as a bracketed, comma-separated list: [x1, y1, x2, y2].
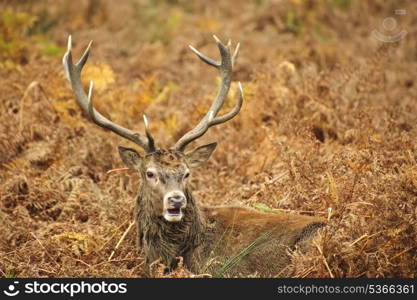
[136, 185, 205, 270]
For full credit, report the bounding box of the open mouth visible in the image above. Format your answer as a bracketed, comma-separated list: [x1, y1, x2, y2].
[167, 208, 181, 215]
[163, 192, 186, 222]
[164, 207, 183, 222]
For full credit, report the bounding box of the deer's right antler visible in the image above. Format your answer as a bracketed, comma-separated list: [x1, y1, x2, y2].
[172, 35, 244, 152]
[63, 35, 155, 153]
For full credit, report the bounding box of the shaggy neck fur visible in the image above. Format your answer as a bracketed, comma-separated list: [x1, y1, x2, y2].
[136, 184, 205, 272]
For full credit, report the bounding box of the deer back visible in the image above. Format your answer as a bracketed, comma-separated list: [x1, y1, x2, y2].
[199, 206, 326, 277]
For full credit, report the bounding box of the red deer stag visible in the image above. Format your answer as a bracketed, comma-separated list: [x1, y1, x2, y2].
[63, 35, 326, 277]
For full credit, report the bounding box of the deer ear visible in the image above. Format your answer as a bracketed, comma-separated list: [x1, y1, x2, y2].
[185, 143, 217, 168]
[118, 146, 142, 169]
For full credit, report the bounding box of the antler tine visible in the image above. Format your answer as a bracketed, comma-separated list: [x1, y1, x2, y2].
[231, 42, 240, 68]
[210, 82, 244, 126]
[63, 35, 153, 152]
[188, 45, 220, 68]
[143, 115, 156, 152]
[173, 35, 243, 152]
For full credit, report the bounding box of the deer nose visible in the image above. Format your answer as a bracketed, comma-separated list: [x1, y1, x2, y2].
[168, 195, 186, 208]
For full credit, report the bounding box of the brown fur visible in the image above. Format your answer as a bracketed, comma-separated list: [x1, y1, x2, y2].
[136, 187, 204, 272]
[198, 206, 325, 276]
[131, 149, 326, 277]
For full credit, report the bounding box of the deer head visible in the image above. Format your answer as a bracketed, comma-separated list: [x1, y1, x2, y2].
[63, 35, 243, 222]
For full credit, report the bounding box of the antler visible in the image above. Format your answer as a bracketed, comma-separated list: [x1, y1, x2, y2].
[172, 35, 244, 152]
[62, 35, 155, 153]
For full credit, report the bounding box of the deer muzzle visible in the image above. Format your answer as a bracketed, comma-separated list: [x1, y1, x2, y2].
[163, 191, 187, 222]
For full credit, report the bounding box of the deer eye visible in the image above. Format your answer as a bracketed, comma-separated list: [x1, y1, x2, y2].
[146, 171, 155, 179]
[183, 172, 190, 180]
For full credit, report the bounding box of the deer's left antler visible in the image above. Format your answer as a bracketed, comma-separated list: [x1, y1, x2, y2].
[172, 35, 244, 152]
